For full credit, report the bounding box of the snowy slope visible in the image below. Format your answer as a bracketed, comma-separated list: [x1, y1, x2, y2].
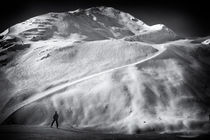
[0, 39, 157, 109]
[124, 24, 179, 43]
[3, 39, 210, 134]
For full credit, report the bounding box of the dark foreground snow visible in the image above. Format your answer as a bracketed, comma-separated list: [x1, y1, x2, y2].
[0, 125, 210, 140]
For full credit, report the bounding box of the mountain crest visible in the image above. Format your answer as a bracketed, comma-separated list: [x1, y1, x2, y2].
[1, 7, 177, 43]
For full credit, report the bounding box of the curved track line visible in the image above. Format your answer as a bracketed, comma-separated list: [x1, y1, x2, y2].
[0, 45, 166, 123]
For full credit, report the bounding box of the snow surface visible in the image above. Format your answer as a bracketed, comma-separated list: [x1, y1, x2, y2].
[1, 125, 209, 140]
[202, 39, 210, 45]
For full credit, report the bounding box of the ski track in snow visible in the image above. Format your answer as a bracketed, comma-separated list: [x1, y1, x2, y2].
[0, 44, 166, 124]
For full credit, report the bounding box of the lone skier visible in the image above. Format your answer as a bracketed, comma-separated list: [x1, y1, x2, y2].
[209, 114, 210, 121]
[51, 111, 59, 128]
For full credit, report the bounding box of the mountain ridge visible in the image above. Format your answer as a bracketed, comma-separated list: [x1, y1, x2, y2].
[1, 6, 178, 43]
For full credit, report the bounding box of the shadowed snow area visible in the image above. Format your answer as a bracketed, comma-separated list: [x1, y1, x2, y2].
[0, 6, 210, 136]
[1, 125, 210, 140]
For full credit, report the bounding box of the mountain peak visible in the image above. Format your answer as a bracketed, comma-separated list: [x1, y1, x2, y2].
[1, 6, 177, 43]
[68, 6, 119, 14]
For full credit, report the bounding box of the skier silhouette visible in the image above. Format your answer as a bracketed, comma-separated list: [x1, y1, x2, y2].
[209, 114, 210, 121]
[51, 111, 59, 128]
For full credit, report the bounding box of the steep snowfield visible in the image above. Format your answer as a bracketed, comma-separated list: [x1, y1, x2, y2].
[0, 7, 210, 135]
[0, 39, 157, 113]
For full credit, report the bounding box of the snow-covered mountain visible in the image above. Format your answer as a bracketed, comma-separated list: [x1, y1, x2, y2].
[0, 7, 210, 135]
[1, 6, 178, 43]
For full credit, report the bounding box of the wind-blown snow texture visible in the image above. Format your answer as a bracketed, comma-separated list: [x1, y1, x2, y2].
[0, 7, 210, 134]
